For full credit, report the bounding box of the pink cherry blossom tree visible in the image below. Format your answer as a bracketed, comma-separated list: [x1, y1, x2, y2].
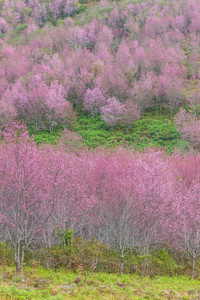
[0, 124, 56, 272]
[101, 97, 124, 129]
[170, 154, 200, 278]
[121, 101, 140, 131]
[83, 87, 107, 117]
[174, 108, 200, 149]
[0, 97, 17, 136]
[2, 77, 76, 131]
[49, 0, 78, 20]
[44, 80, 76, 131]
[58, 129, 85, 154]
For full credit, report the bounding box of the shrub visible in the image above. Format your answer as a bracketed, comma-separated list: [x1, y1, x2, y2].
[0, 242, 14, 266]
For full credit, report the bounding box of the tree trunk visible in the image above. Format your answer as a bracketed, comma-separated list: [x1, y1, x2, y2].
[15, 248, 21, 273]
[15, 243, 25, 273]
[192, 258, 195, 279]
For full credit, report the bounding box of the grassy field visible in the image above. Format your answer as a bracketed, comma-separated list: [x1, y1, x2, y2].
[0, 267, 200, 299]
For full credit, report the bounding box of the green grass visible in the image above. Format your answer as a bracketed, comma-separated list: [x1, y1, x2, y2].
[0, 266, 200, 299]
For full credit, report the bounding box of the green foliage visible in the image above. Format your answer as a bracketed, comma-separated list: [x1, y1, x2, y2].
[56, 228, 73, 247]
[145, 249, 181, 277]
[27, 238, 184, 277]
[131, 117, 180, 153]
[0, 242, 14, 266]
[29, 128, 61, 145]
[0, 0, 4, 10]
[28, 110, 180, 152]
[75, 113, 180, 152]
[74, 2, 112, 26]
[10, 24, 28, 37]
[79, 0, 90, 4]
[174, 140, 190, 152]
[32, 237, 109, 271]
[77, 4, 88, 14]
[8, 23, 29, 45]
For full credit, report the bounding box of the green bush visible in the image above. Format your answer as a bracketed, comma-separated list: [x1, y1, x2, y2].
[32, 238, 110, 271]
[75, 114, 180, 152]
[28, 111, 181, 152]
[77, 4, 87, 14]
[28, 238, 183, 276]
[29, 129, 61, 145]
[56, 228, 73, 247]
[131, 117, 180, 153]
[0, 242, 14, 266]
[79, 0, 90, 5]
[10, 24, 28, 39]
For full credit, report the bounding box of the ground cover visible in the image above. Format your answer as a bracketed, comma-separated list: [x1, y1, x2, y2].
[31, 110, 181, 153]
[0, 267, 200, 299]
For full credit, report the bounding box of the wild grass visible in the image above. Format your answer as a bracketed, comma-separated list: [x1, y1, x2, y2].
[0, 266, 200, 299]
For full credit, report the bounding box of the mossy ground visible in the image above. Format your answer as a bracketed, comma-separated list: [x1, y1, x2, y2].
[0, 266, 200, 299]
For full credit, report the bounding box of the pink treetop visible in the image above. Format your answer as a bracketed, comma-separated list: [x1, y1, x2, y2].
[45, 81, 76, 131]
[64, 48, 94, 101]
[3, 80, 28, 116]
[174, 108, 200, 149]
[0, 75, 8, 96]
[45, 80, 66, 112]
[0, 98, 17, 134]
[132, 71, 155, 113]
[3, 76, 48, 130]
[96, 26, 114, 47]
[49, 0, 78, 19]
[171, 14, 187, 32]
[32, 3, 48, 28]
[100, 63, 128, 97]
[101, 97, 124, 129]
[155, 63, 184, 114]
[1, 48, 31, 84]
[116, 41, 132, 69]
[143, 15, 170, 38]
[0, 18, 8, 35]
[83, 87, 107, 117]
[2, 0, 27, 27]
[27, 0, 40, 9]
[121, 101, 140, 130]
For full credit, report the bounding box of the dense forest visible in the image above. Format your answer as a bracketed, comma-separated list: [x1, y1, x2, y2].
[1, 0, 200, 283]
